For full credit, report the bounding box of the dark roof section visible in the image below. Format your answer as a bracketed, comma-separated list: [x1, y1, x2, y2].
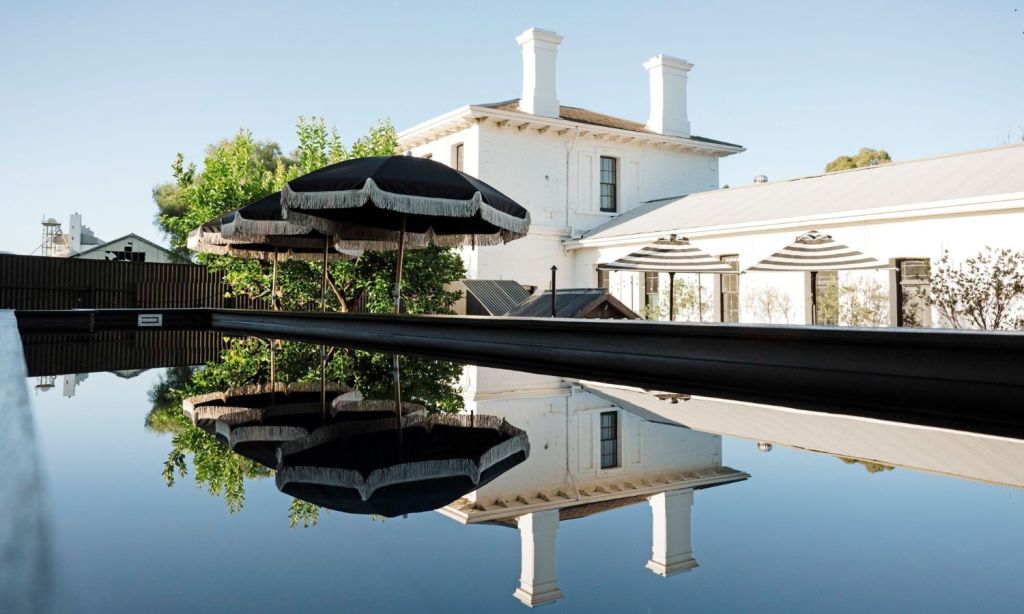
[506, 288, 639, 319]
[476, 99, 743, 149]
[462, 279, 532, 316]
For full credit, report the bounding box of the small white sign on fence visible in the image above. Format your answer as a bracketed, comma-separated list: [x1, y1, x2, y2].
[138, 314, 163, 327]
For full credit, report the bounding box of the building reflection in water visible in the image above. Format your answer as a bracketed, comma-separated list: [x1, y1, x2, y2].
[441, 367, 749, 607]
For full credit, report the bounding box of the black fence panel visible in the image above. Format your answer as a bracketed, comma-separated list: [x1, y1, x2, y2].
[0, 254, 269, 310]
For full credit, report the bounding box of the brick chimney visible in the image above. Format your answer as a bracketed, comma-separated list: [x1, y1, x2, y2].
[516, 28, 563, 118]
[643, 55, 694, 137]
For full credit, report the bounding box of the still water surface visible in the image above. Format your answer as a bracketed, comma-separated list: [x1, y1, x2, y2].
[14, 337, 1024, 613]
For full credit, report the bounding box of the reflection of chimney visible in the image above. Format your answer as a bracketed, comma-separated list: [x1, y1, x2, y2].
[516, 28, 563, 118]
[514, 510, 564, 607]
[643, 55, 694, 137]
[646, 489, 698, 576]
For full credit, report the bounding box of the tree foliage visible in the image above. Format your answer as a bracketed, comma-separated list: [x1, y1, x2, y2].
[928, 248, 1024, 330]
[825, 147, 893, 173]
[744, 283, 795, 324]
[152, 117, 464, 313]
[640, 275, 712, 321]
[145, 338, 464, 523]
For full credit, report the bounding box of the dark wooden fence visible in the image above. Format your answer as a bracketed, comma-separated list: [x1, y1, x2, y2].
[0, 254, 267, 310]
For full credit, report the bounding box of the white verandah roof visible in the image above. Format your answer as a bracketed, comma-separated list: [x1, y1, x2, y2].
[572, 143, 1024, 247]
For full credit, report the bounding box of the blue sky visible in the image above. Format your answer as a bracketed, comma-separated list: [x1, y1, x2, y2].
[1, 0, 1021, 255]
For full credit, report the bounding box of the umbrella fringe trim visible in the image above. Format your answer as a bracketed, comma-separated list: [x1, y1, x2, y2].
[283, 179, 480, 218]
[225, 425, 312, 449]
[276, 426, 530, 501]
[479, 202, 531, 235]
[222, 218, 313, 238]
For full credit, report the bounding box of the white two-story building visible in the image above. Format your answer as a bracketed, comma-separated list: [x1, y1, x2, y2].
[399, 28, 743, 292]
[400, 26, 1024, 328]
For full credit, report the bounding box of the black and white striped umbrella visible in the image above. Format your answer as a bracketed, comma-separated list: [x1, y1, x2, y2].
[598, 237, 735, 273]
[746, 231, 887, 272]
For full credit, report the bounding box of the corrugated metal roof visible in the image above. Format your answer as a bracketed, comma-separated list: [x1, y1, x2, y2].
[461, 279, 532, 316]
[581, 143, 1024, 242]
[477, 99, 742, 148]
[506, 288, 636, 318]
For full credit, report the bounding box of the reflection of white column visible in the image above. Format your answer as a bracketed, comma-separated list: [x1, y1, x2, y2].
[514, 509, 564, 607]
[646, 488, 698, 577]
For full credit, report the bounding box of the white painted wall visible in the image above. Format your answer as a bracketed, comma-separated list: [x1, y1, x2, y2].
[460, 377, 723, 503]
[574, 206, 1024, 325]
[407, 120, 721, 291]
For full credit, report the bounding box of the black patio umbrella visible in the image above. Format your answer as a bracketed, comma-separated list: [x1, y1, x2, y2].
[280, 155, 531, 314]
[188, 192, 361, 311]
[275, 414, 530, 517]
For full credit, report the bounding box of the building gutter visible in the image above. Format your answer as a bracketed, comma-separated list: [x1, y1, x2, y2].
[565, 191, 1024, 251]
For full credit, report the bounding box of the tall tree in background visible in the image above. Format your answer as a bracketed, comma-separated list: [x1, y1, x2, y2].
[152, 117, 464, 313]
[825, 147, 893, 173]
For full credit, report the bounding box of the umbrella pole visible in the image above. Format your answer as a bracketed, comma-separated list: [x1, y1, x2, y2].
[669, 272, 675, 321]
[394, 215, 406, 315]
[269, 340, 276, 405]
[321, 237, 329, 312]
[272, 248, 279, 311]
[810, 271, 817, 325]
[697, 273, 703, 323]
[393, 354, 403, 449]
[320, 344, 327, 422]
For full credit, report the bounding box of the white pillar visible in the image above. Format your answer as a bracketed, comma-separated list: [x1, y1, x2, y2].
[646, 488, 698, 577]
[514, 509, 564, 607]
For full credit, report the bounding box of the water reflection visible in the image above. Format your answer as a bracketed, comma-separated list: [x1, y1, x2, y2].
[584, 382, 1024, 488]
[13, 331, 1024, 611]
[446, 367, 749, 606]
[278, 413, 529, 517]
[1, 312, 51, 614]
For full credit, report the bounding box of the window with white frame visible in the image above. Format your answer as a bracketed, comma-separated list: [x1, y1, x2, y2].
[599, 156, 618, 212]
[600, 411, 619, 469]
[453, 143, 464, 171]
[720, 255, 740, 323]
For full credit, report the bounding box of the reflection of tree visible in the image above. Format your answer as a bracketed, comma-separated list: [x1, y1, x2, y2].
[838, 456, 895, 474]
[144, 338, 463, 525]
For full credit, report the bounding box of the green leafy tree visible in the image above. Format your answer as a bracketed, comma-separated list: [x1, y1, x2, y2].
[152, 116, 464, 313]
[928, 248, 1024, 330]
[825, 147, 893, 173]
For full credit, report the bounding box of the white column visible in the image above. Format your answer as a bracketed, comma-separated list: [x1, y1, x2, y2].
[646, 488, 698, 577]
[514, 509, 564, 607]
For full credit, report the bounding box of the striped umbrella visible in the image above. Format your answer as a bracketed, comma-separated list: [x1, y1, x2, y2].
[598, 236, 734, 321]
[746, 231, 886, 272]
[746, 230, 888, 325]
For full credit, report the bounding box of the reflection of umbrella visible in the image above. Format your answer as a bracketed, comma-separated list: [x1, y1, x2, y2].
[280, 155, 530, 314]
[188, 192, 361, 311]
[275, 414, 530, 517]
[213, 394, 426, 469]
[182, 382, 350, 430]
[598, 236, 734, 321]
[746, 230, 888, 324]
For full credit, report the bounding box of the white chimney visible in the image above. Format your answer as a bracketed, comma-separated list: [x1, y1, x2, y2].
[69, 212, 83, 254]
[516, 28, 563, 118]
[643, 55, 694, 137]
